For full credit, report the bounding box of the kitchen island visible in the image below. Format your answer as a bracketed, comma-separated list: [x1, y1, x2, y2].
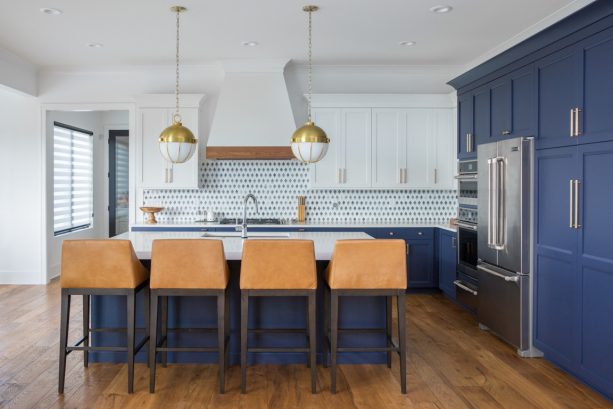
[91, 230, 389, 365]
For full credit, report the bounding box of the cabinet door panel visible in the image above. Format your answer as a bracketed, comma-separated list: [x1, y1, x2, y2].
[140, 108, 169, 187]
[534, 146, 578, 368]
[342, 108, 371, 188]
[581, 29, 613, 144]
[458, 93, 474, 159]
[407, 239, 435, 288]
[432, 108, 455, 189]
[372, 109, 406, 188]
[577, 142, 613, 393]
[536, 47, 581, 149]
[510, 66, 535, 138]
[310, 108, 341, 188]
[490, 80, 511, 139]
[473, 87, 491, 147]
[438, 231, 457, 298]
[406, 109, 430, 187]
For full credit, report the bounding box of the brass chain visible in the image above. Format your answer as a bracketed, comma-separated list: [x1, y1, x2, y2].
[307, 8, 312, 123]
[174, 8, 181, 121]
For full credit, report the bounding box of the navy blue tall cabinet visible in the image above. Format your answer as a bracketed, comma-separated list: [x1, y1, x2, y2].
[449, 1, 613, 400]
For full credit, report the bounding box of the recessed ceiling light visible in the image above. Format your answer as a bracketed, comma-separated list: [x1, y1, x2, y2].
[241, 41, 259, 47]
[40, 7, 62, 15]
[399, 41, 416, 47]
[430, 5, 453, 13]
[87, 43, 104, 48]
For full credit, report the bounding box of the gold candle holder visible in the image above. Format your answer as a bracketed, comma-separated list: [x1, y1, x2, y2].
[140, 207, 164, 224]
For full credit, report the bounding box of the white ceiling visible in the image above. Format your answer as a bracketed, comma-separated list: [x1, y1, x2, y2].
[0, 0, 592, 70]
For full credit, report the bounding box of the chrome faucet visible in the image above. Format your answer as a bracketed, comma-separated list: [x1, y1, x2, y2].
[241, 193, 259, 238]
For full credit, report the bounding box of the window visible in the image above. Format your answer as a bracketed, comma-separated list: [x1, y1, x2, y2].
[53, 122, 94, 236]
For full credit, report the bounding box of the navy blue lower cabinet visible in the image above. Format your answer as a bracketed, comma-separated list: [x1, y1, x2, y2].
[406, 239, 435, 288]
[437, 230, 457, 299]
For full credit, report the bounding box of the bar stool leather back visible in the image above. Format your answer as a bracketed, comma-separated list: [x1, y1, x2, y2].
[240, 240, 317, 393]
[149, 239, 230, 393]
[324, 239, 408, 394]
[59, 240, 149, 394]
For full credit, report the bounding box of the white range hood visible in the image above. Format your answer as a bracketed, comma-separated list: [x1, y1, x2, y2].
[207, 59, 296, 158]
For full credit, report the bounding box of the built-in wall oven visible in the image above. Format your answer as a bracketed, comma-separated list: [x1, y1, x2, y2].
[454, 159, 479, 311]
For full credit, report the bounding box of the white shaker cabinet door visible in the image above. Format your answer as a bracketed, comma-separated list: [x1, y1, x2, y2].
[405, 108, 431, 188]
[310, 108, 342, 188]
[139, 107, 199, 189]
[432, 108, 456, 189]
[372, 109, 407, 188]
[341, 108, 372, 188]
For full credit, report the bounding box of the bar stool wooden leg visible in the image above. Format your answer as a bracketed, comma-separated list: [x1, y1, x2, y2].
[83, 294, 90, 368]
[58, 291, 71, 394]
[161, 296, 168, 367]
[149, 292, 159, 393]
[127, 290, 136, 394]
[308, 292, 317, 393]
[323, 285, 329, 368]
[240, 291, 249, 394]
[144, 286, 150, 369]
[386, 295, 392, 368]
[397, 291, 407, 394]
[330, 290, 339, 394]
[217, 292, 226, 394]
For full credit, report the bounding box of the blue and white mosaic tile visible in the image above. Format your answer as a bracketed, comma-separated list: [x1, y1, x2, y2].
[143, 160, 457, 224]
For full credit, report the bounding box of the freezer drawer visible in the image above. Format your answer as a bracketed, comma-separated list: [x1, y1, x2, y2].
[477, 262, 529, 350]
[454, 273, 478, 313]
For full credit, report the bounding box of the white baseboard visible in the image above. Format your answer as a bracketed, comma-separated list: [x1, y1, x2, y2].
[47, 264, 60, 283]
[0, 271, 47, 285]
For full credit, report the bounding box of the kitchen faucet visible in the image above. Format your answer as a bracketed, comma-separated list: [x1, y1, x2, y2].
[241, 193, 259, 238]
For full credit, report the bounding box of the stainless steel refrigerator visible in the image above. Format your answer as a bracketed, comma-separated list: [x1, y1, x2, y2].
[477, 136, 541, 357]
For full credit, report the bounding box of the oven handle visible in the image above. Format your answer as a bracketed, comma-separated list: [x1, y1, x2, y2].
[457, 221, 477, 231]
[453, 280, 478, 296]
[454, 174, 478, 180]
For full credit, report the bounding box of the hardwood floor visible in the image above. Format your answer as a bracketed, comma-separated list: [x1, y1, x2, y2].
[0, 280, 611, 409]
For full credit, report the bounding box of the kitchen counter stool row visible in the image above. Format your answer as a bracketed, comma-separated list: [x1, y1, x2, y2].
[57, 238, 408, 395]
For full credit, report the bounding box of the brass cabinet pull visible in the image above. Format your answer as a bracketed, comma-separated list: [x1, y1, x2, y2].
[574, 180, 581, 229]
[501, 130, 511, 135]
[337, 168, 342, 184]
[575, 108, 582, 136]
[569, 179, 574, 228]
[389, 231, 395, 236]
[570, 108, 575, 137]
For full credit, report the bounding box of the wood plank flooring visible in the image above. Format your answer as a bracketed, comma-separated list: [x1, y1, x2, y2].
[0, 280, 611, 409]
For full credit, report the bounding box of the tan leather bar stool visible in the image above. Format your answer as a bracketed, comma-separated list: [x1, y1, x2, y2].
[240, 240, 317, 394]
[324, 239, 407, 394]
[148, 239, 230, 393]
[59, 240, 149, 394]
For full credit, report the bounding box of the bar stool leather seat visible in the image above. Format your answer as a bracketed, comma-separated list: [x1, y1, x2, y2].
[324, 239, 408, 394]
[240, 240, 317, 394]
[58, 240, 150, 394]
[149, 239, 230, 393]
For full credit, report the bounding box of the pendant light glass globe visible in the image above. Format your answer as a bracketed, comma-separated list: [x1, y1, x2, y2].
[291, 5, 329, 163]
[159, 6, 197, 167]
[291, 121, 329, 163]
[159, 114, 197, 163]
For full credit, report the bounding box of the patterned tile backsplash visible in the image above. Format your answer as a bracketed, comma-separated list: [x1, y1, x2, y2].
[143, 160, 457, 223]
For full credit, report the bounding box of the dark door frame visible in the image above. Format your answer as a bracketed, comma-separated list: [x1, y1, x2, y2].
[108, 129, 129, 237]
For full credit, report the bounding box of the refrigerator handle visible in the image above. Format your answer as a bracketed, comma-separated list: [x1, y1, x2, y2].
[495, 157, 506, 250]
[487, 158, 494, 247]
[477, 263, 519, 283]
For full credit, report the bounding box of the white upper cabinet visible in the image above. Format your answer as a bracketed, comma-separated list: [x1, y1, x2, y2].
[310, 95, 455, 190]
[136, 94, 204, 189]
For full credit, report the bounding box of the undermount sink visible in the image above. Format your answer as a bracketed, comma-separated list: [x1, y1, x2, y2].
[201, 231, 290, 238]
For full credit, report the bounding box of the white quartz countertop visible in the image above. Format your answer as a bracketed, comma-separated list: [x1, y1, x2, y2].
[114, 231, 373, 260]
[131, 222, 457, 233]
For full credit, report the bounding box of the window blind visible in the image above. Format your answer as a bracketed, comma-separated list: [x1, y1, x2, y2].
[53, 122, 94, 236]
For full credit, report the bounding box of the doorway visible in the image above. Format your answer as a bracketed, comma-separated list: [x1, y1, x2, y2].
[109, 130, 129, 236]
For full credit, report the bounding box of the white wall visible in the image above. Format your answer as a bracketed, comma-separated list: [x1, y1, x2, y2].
[0, 46, 38, 96]
[45, 110, 128, 280]
[0, 88, 43, 284]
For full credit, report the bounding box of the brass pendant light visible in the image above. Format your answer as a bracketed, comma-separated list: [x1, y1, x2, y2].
[290, 5, 330, 163]
[159, 5, 197, 183]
